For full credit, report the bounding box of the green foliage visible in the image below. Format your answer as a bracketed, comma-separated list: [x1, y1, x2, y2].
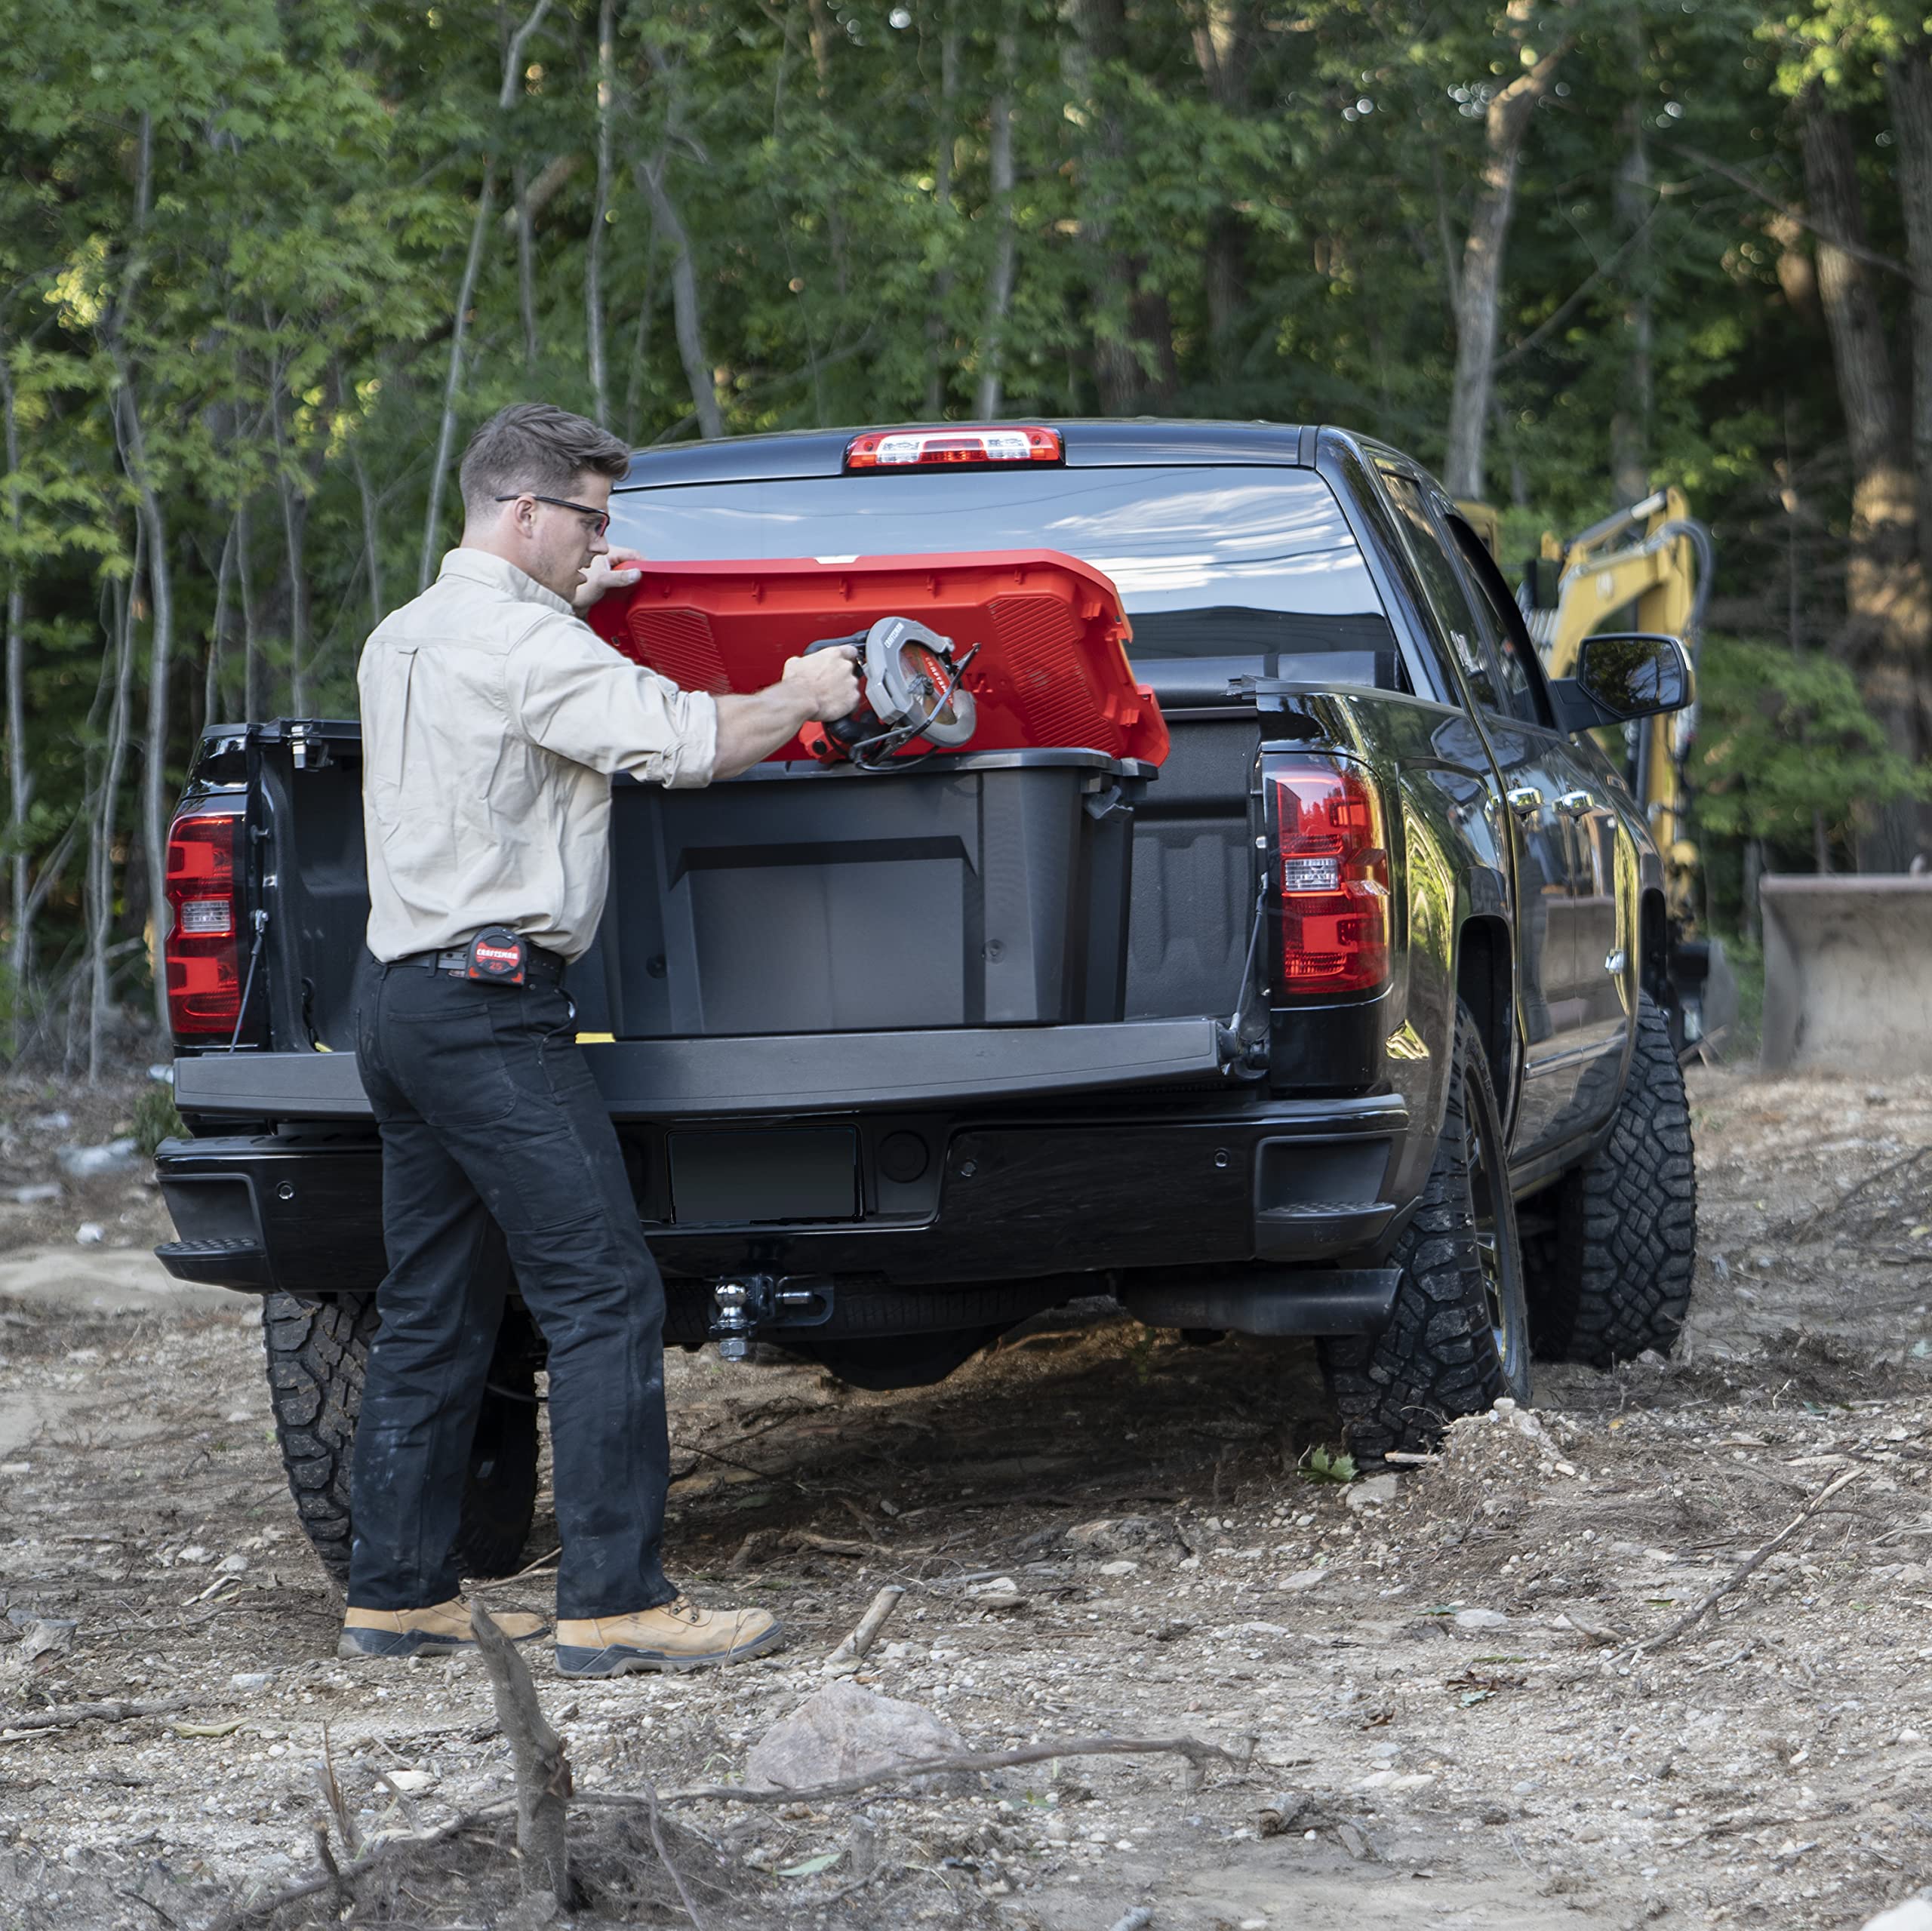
[1299, 1445, 1358, 1485]
[0, 0, 1916, 1060]
[132, 1080, 185, 1158]
[1694, 635, 1927, 849]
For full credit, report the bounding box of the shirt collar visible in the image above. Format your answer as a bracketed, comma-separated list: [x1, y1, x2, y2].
[438, 547, 577, 619]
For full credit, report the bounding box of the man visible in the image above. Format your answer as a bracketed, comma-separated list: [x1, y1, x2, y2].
[340, 402, 862, 1676]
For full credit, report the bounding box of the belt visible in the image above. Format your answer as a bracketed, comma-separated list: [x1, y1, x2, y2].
[396, 943, 568, 982]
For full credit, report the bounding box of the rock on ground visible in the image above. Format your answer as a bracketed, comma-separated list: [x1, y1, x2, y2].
[745, 1679, 966, 1793]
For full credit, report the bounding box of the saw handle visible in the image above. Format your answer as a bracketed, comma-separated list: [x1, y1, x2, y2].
[797, 631, 875, 751]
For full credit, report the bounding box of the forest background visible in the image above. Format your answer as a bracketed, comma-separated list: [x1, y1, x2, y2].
[1, 0, 1928, 1072]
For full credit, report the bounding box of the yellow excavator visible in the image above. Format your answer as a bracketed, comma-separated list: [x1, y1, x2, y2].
[1466, 488, 1737, 1059]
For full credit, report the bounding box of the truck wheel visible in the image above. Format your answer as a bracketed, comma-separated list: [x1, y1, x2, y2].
[1318, 1004, 1531, 1460]
[1528, 992, 1697, 1367]
[260, 1293, 542, 1588]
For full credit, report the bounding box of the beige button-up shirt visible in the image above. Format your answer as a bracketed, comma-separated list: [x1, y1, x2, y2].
[358, 549, 718, 963]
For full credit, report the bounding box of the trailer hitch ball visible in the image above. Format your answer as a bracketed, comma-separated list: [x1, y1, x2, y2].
[708, 1273, 836, 1361]
[711, 1279, 755, 1363]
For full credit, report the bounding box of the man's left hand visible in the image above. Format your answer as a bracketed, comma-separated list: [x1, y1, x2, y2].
[574, 546, 645, 612]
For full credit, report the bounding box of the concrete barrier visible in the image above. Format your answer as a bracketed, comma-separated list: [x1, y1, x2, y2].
[1760, 873, 1932, 1072]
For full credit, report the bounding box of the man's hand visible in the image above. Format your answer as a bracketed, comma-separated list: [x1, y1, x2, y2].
[781, 645, 865, 723]
[573, 545, 645, 613]
[709, 644, 864, 779]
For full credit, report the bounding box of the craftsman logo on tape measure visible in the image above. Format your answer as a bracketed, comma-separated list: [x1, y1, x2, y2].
[466, 928, 528, 984]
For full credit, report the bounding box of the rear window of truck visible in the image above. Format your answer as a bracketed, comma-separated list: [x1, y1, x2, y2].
[610, 466, 1402, 691]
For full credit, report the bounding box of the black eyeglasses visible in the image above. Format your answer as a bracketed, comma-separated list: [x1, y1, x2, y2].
[495, 492, 611, 538]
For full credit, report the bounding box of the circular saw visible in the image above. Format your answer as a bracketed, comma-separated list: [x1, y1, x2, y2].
[798, 615, 979, 769]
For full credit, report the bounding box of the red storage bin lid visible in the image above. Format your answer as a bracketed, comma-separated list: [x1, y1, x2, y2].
[586, 548, 1169, 767]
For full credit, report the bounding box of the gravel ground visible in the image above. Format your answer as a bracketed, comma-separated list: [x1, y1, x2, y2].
[2, 1064, 1930, 1929]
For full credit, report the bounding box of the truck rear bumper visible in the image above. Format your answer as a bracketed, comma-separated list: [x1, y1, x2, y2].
[154, 1088, 1410, 1311]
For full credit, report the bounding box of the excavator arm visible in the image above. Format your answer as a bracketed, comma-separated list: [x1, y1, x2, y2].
[1524, 487, 1712, 927]
[1462, 487, 1732, 1058]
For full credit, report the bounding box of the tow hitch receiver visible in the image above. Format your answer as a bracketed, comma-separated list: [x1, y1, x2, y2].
[709, 1275, 836, 1361]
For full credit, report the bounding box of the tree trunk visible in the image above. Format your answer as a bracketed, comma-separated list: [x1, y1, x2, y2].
[1191, 3, 1254, 389]
[638, 152, 724, 439]
[514, 161, 540, 374]
[419, 0, 554, 590]
[1886, 50, 1932, 580]
[1801, 96, 1932, 869]
[335, 362, 383, 633]
[622, 221, 659, 445]
[586, 0, 617, 426]
[111, 363, 175, 1035]
[205, 518, 237, 735]
[924, 7, 959, 418]
[238, 496, 265, 726]
[420, 167, 499, 589]
[0, 346, 30, 1041]
[1443, 2, 1572, 500]
[1610, 104, 1654, 506]
[351, 443, 383, 633]
[1069, 0, 1172, 413]
[265, 352, 308, 715]
[91, 552, 139, 1084]
[975, 26, 1019, 419]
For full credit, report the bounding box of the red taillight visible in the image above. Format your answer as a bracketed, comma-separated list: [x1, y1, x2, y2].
[1267, 757, 1390, 995]
[844, 426, 1063, 470]
[165, 807, 245, 1041]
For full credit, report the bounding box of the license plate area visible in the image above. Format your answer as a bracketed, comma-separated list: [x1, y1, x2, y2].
[666, 1127, 860, 1225]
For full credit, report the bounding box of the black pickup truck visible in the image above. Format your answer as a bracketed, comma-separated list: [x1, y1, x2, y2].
[154, 420, 1698, 1585]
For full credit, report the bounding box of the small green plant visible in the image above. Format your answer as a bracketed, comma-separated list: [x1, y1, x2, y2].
[132, 1081, 185, 1158]
[1298, 1444, 1358, 1484]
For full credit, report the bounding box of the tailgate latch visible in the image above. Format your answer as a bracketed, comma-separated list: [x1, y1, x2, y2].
[709, 1274, 835, 1362]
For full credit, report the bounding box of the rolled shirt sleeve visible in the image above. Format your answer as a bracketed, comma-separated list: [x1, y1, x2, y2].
[505, 613, 718, 789]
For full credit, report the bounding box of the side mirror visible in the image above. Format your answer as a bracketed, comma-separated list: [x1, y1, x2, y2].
[1549, 632, 1692, 735]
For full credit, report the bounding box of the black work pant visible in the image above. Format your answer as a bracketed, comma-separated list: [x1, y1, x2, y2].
[347, 954, 675, 1619]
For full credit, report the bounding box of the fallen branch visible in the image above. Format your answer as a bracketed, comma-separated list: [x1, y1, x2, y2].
[789, 1530, 874, 1559]
[1558, 1608, 1629, 1649]
[314, 1722, 360, 1858]
[205, 1797, 514, 1929]
[725, 1529, 771, 1575]
[0, 1696, 189, 1738]
[630, 1772, 707, 1930]
[657, 1732, 1246, 1806]
[824, 1584, 903, 1675]
[310, 1823, 347, 1907]
[1632, 1467, 1863, 1657]
[472, 1602, 571, 1904]
[1777, 1146, 1932, 1241]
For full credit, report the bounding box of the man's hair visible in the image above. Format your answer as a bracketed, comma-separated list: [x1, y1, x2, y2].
[459, 403, 632, 521]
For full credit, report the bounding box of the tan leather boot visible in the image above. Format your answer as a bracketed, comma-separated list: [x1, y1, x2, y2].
[554, 1595, 783, 1677]
[338, 1597, 549, 1660]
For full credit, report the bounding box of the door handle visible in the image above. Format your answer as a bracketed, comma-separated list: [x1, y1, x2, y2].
[1557, 789, 1595, 817]
[1506, 786, 1543, 816]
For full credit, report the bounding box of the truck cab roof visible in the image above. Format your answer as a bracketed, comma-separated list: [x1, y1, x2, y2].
[619, 418, 1321, 491]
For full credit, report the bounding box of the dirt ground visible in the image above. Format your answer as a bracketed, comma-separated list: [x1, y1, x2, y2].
[3, 1063, 1931, 1931]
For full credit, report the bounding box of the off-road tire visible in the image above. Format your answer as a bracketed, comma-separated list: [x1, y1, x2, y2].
[1318, 1004, 1531, 1460]
[1529, 992, 1697, 1367]
[261, 1293, 541, 1588]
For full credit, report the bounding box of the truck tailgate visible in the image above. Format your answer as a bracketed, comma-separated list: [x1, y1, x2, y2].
[174, 1016, 1231, 1121]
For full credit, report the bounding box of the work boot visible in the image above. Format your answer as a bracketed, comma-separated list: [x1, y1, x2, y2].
[554, 1595, 783, 1677]
[337, 1597, 549, 1660]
